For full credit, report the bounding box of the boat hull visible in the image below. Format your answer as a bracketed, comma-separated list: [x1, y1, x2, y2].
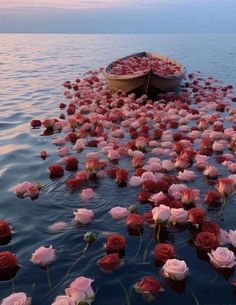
[103, 52, 184, 94]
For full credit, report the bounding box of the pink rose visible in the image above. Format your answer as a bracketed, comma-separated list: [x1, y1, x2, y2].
[26, 184, 39, 198]
[80, 188, 97, 201]
[169, 208, 188, 225]
[212, 142, 224, 152]
[52, 296, 75, 305]
[229, 230, 236, 248]
[129, 176, 142, 187]
[161, 258, 189, 281]
[217, 178, 234, 196]
[107, 150, 120, 161]
[178, 170, 196, 182]
[109, 206, 128, 220]
[174, 157, 189, 169]
[162, 160, 174, 172]
[73, 209, 94, 224]
[203, 166, 219, 178]
[152, 205, 171, 223]
[208, 247, 236, 269]
[48, 221, 68, 233]
[12, 181, 31, 196]
[1, 292, 31, 305]
[150, 192, 167, 205]
[218, 229, 229, 246]
[58, 147, 69, 157]
[65, 276, 95, 303]
[31, 245, 56, 267]
[74, 139, 85, 152]
[168, 184, 187, 200]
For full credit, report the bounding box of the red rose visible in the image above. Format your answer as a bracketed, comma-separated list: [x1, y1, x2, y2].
[188, 208, 206, 225]
[0, 221, 11, 239]
[105, 234, 126, 253]
[201, 220, 220, 236]
[65, 132, 78, 144]
[204, 191, 221, 205]
[168, 200, 182, 209]
[155, 180, 169, 193]
[106, 168, 118, 178]
[97, 253, 120, 272]
[59, 102, 67, 109]
[135, 168, 146, 177]
[143, 212, 155, 225]
[0, 251, 18, 272]
[65, 178, 82, 190]
[127, 214, 144, 231]
[115, 168, 128, 185]
[137, 191, 150, 203]
[195, 232, 219, 252]
[48, 164, 64, 178]
[153, 243, 175, 262]
[65, 157, 79, 171]
[142, 180, 157, 193]
[136, 276, 162, 294]
[30, 119, 42, 128]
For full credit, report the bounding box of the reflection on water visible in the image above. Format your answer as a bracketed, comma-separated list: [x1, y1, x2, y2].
[0, 34, 236, 305]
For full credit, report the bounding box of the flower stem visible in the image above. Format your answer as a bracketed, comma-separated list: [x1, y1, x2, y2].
[156, 223, 161, 243]
[143, 239, 154, 262]
[219, 195, 228, 217]
[46, 267, 52, 290]
[11, 278, 15, 293]
[191, 290, 201, 305]
[133, 229, 143, 259]
[117, 278, 131, 305]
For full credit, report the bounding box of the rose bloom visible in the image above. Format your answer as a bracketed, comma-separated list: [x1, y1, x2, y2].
[12, 181, 31, 197]
[162, 160, 174, 172]
[208, 247, 236, 269]
[181, 188, 199, 206]
[174, 157, 189, 169]
[152, 205, 171, 223]
[135, 276, 162, 294]
[127, 214, 144, 231]
[109, 206, 128, 220]
[132, 156, 144, 168]
[74, 139, 85, 152]
[153, 243, 176, 262]
[201, 220, 220, 236]
[169, 208, 188, 225]
[65, 276, 95, 303]
[97, 253, 121, 272]
[219, 229, 230, 246]
[217, 178, 234, 196]
[195, 232, 219, 252]
[1, 292, 31, 305]
[150, 192, 167, 206]
[115, 168, 129, 184]
[26, 184, 39, 198]
[203, 165, 219, 179]
[105, 234, 126, 253]
[52, 296, 75, 305]
[204, 190, 221, 205]
[178, 170, 196, 182]
[161, 258, 189, 281]
[31, 245, 56, 267]
[0, 251, 18, 272]
[73, 209, 94, 224]
[188, 208, 206, 225]
[129, 176, 142, 187]
[48, 164, 64, 178]
[80, 188, 97, 201]
[228, 230, 236, 248]
[0, 221, 11, 239]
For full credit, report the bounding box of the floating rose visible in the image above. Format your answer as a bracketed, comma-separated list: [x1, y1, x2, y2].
[1, 292, 31, 305]
[153, 243, 176, 263]
[201, 220, 220, 236]
[80, 188, 97, 201]
[195, 232, 219, 252]
[65, 276, 95, 304]
[169, 208, 188, 225]
[152, 205, 171, 223]
[208, 247, 236, 269]
[188, 207, 206, 225]
[31, 245, 56, 267]
[30, 119, 42, 128]
[134, 276, 163, 302]
[0, 251, 19, 281]
[204, 190, 221, 205]
[127, 214, 144, 235]
[0, 220, 12, 242]
[52, 295, 75, 305]
[161, 258, 189, 281]
[109, 206, 128, 220]
[97, 253, 121, 273]
[74, 209, 94, 225]
[105, 234, 126, 254]
[48, 164, 64, 179]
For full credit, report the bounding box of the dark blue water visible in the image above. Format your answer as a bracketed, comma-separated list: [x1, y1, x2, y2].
[0, 34, 236, 305]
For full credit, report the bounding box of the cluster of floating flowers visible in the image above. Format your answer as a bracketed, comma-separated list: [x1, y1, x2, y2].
[2, 67, 236, 303]
[108, 55, 183, 76]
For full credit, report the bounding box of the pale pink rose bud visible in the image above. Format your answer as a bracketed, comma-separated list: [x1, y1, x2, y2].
[178, 170, 196, 182]
[162, 160, 174, 172]
[129, 176, 142, 187]
[152, 205, 171, 223]
[150, 192, 167, 205]
[203, 165, 219, 178]
[31, 245, 56, 267]
[208, 247, 236, 269]
[26, 184, 39, 198]
[161, 258, 189, 281]
[1, 292, 31, 305]
[212, 142, 224, 152]
[109, 206, 128, 219]
[58, 147, 69, 157]
[218, 229, 229, 246]
[80, 188, 97, 201]
[65, 276, 95, 303]
[169, 208, 188, 225]
[74, 139, 85, 152]
[217, 178, 234, 196]
[107, 150, 120, 161]
[141, 171, 155, 182]
[52, 296, 75, 305]
[12, 181, 31, 196]
[228, 230, 236, 248]
[73, 209, 94, 224]
[48, 221, 68, 233]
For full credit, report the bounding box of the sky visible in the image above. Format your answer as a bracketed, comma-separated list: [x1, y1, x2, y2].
[0, 0, 236, 33]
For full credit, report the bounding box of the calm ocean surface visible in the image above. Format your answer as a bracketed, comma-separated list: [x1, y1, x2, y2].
[0, 34, 236, 304]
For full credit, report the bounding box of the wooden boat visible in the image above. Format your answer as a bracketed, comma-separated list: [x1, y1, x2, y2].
[103, 51, 185, 94]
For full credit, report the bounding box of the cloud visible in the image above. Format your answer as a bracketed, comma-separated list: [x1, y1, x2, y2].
[0, 0, 161, 10]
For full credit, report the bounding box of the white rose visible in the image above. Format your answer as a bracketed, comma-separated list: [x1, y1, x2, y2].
[161, 259, 189, 281]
